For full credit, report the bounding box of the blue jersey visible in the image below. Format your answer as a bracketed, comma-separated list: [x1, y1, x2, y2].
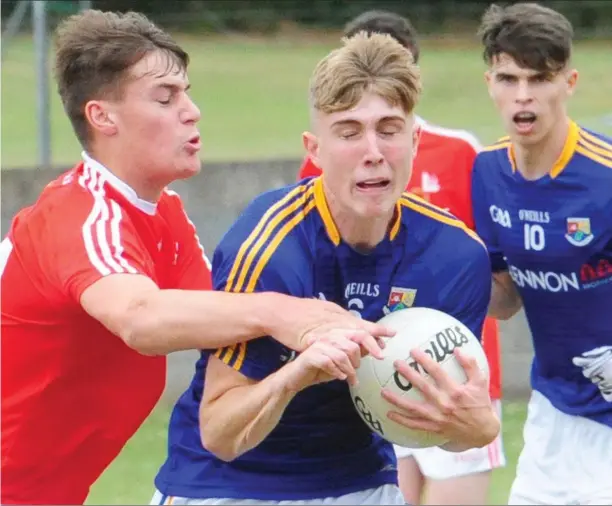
[155, 176, 491, 500]
[472, 120, 612, 427]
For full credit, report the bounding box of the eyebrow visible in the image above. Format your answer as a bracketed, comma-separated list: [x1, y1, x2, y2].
[153, 82, 191, 92]
[331, 115, 405, 128]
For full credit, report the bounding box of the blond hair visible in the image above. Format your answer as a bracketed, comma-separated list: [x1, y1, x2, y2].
[309, 31, 421, 116]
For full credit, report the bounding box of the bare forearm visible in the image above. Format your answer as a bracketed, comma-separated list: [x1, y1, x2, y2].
[123, 290, 279, 355]
[488, 272, 522, 320]
[199, 368, 297, 461]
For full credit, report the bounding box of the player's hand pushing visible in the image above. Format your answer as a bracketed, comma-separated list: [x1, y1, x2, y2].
[281, 330, 382, 392]
[267, 295, 395, 355]
[383, 348, 500, 450]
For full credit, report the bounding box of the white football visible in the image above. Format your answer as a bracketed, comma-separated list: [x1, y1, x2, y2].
[349, 307, 489, 449]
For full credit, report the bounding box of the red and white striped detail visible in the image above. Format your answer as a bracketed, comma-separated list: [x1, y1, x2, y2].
[79, 163, 138, 276]
[486, 399, 505, 468]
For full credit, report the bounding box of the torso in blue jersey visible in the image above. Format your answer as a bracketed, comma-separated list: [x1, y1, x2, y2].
[472, 121, 612, 427]
[155, 176, 491, 500]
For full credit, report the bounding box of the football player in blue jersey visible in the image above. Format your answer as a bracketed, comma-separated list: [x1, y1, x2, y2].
[151, 32, 501, 506]
[473, 3, 612, 504]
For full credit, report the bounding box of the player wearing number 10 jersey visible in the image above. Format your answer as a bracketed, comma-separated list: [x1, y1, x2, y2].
[473, 3, 612, 504]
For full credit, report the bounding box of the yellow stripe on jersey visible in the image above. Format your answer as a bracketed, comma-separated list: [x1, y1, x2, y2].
[214, 345, 233, 363]
[225, 182, 316, 293]
[214, 341, 248, 372]
[400, 196, 485, 249]
[313, 177, 341, 245]
[482, 139, 511, 152]
[576, 143, 612, 169]
[245, 198, 317, 293]
[549, 120, 579, 178]
[579, 128, 612, 152]
[402, 192, 457, 219]
[577, 131, 612, 167]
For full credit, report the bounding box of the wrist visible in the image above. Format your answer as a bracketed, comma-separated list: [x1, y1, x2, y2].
[248, 292, 282, 338]
[269, 361, 303, 397]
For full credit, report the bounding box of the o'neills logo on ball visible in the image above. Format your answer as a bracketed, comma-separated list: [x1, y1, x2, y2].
[393, 326, 469, 392]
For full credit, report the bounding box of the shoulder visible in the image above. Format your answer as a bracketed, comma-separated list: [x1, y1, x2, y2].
[473, 137, 512, 176]
[213, 179, 317, 293]
[400, 192, 487, 255]
[19, 164, 114, 236]
[418, 118, 482, 153]
[575, 125, 612, 172]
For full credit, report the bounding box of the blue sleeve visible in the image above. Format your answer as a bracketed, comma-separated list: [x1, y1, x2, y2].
[210, 187, 309, 381]
[438, 239, 492, 341]
[471, 156, 508, 273]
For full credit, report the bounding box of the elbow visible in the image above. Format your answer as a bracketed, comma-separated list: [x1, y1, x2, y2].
[199, 417, 240, 462]
[200, 432, 238, 463]
[119, 295, 164, 356]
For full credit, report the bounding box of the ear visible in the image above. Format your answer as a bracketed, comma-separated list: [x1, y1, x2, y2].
[412, 124, 422, 159]
[566, 68, 579, 97]
[302, 131, 320, 168]
[484, 70, 494, 99]
[84, 100, 118, 137]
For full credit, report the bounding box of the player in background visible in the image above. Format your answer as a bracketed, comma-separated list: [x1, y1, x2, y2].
[151, 32, 500, 506]
[473, 3, 612, 504]
[0, 11, 395, 506]
[298, 11, 505, 505]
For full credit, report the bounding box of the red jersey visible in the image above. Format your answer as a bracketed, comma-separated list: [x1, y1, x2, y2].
[1, 154, 212, 505]
[298, 117, 502, 400]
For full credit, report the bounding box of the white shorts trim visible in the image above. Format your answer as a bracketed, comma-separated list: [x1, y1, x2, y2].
[393, 399, 506, 480]
[151, 485, 406, 505]
[508, 390, 612, 505]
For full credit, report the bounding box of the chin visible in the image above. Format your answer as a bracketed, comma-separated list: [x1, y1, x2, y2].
[176, 162, 202, 180]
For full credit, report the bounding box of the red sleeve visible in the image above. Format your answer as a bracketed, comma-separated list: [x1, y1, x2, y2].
[50, 195, 155, 303]
[297, 155, 323, 181]
[166, 192, 213, 291]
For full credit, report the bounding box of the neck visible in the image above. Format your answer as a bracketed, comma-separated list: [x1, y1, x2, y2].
[86, 146, 163, 203]
[324, 190, 394, 253]
[512, 117, 571, 180]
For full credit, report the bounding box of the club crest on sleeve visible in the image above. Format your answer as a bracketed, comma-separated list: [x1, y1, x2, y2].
[565, 217, 594, 247]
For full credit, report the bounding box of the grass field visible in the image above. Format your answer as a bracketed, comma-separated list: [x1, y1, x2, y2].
[1, 33, 611, 168]
[86, 400, 528, 505]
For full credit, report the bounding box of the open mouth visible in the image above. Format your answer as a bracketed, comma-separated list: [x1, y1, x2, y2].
[513, 112, 537, 132]
[356, 179, 391, 190]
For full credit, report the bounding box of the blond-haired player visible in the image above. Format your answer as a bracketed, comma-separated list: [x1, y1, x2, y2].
[151, 32, 499, 506]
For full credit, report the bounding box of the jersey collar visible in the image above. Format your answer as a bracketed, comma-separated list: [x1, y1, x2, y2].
[508, 119, 579, 179]
[312, 177, 402, 246]
[81, 151, 157, 215]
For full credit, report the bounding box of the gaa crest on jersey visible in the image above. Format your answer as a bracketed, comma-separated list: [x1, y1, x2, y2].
[565, 217, 594, 247]
[387, 287, 417, 312]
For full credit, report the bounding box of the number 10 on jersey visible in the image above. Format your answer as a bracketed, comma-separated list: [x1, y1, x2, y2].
[524, 223, 545, 251]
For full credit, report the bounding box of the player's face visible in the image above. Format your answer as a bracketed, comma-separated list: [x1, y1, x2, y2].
[485, 53, 578, 146]
[99, 50, 202, 187]
[304, 92, 417, 220]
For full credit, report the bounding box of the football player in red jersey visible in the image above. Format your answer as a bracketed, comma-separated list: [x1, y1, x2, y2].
[298, 11, 505, 506]
[0, 10, 394, 505]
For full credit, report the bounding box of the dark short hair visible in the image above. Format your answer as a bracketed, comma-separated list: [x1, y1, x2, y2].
[478, 3, 573, 73]
[54, 10, 189, 148]
[343, 10, 420, 64]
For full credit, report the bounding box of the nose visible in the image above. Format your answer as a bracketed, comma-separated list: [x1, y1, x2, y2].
[181, 95, 201, 124]
[363, 131, 384, 168]
[515, 79, 533, 104]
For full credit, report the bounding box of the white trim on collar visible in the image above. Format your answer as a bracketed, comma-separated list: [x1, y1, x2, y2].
[81, 151, 157, 215]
